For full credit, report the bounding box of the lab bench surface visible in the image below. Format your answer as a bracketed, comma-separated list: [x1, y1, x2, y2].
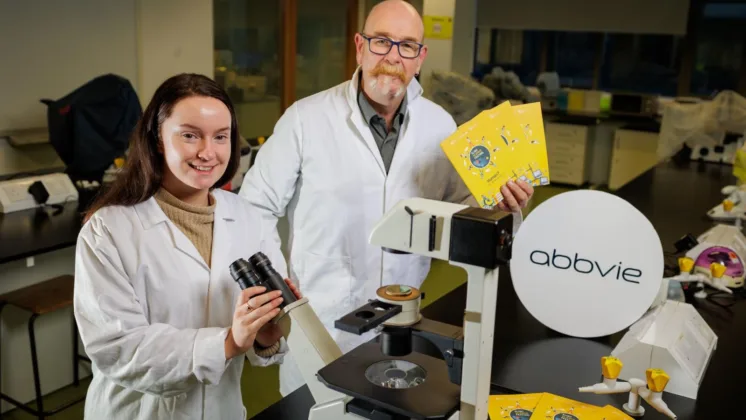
[0, 201, 83, 265]
[254, 160, 743, 420]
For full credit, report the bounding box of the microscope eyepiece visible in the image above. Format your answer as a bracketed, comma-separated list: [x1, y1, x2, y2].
[229, 258, 264, 290]
[227, 252, 297, 309]
[248, 252, 297, 308]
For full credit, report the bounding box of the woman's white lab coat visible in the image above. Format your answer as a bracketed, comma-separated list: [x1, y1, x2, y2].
[73, 189, 288, 419]
[239, 68, 522, 396]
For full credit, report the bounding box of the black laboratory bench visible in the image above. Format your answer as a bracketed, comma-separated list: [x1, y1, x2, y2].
[0, 201, 83, 265]
[253, 160, 744, 420]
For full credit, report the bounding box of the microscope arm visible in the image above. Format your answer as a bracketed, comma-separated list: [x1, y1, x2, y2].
[410, 318, 465, 385]
[275, 298, 350, 406]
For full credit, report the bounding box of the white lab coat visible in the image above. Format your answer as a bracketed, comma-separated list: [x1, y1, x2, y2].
[239, 68, 522, 396]
[73, 189, 288, 419]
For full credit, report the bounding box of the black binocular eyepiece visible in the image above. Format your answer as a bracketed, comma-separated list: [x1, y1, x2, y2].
[229, 252, 297, 309]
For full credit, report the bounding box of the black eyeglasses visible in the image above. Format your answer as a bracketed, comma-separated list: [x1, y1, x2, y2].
[360, 33, 423, 59]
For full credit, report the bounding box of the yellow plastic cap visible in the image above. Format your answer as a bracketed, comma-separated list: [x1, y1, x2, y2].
[723, 199, 735, 212]
[710, 262, 727, 278]
[601, 356, 623, 379]
[646, 368, 669, 392]
[678, 257, 694, 273]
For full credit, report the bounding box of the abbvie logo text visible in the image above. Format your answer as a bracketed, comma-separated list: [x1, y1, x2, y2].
[529, 249, 641, 284]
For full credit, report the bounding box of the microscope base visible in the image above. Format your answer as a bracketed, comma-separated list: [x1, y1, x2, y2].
[309, 398, 359, 420]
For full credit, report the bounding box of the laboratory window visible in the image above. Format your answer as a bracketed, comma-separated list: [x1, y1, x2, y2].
[688, 2, 746, 96]
[473, 29, 544, 87]
[213, 0, 282, 140]
[296, 0, 350, 100]
[545, 31, 598, 89]
[599, 33, 683, 97]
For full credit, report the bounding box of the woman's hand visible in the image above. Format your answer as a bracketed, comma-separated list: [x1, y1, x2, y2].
[255, 279, 303, 348]
[225, 286, 284, 360]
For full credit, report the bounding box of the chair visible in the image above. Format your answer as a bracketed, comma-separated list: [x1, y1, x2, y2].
[0, 275, 90, 419]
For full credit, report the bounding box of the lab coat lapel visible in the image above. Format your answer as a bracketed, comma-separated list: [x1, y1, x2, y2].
[209, 195, 233, 281]
[346, 68, 386, 176]
[136, 197, 209, 271]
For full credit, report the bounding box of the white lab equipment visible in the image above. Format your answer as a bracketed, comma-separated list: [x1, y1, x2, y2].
[610, 300, 717, 401]
[0, 173, 78, 213]
[657, 90, 746, 161]
[683, 223, 746, 289]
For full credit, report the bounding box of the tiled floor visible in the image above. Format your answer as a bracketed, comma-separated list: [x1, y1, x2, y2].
[0, 183, 577, 420]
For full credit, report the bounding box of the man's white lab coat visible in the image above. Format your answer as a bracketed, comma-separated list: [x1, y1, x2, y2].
[239, 68, 521, 396]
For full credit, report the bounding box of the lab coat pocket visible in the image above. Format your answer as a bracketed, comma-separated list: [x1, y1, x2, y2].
[299, 252, 353, 328]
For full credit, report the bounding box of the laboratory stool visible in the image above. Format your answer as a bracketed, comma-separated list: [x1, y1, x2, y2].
[0, 275, 90, 419]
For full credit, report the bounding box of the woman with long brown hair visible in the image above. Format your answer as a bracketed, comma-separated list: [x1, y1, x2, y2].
[73, 73, 300, 419]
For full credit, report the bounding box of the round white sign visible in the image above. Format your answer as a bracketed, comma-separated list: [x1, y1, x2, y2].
[510, 190, 664, 338]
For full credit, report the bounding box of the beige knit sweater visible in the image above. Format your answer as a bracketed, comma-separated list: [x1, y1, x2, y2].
[154, 188, 215, 267]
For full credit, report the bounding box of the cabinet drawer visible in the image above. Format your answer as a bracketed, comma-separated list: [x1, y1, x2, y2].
[547, 140, 587, 157]
[550, 155, 585, 168]
[550, 167, 585, 185]
[546, 123, 589, 145]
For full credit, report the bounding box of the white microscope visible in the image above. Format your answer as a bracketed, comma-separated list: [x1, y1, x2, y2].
[230, 197, 514, 420]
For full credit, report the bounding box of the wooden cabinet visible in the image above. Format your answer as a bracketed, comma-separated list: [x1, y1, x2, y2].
[545, 123, 590, 186]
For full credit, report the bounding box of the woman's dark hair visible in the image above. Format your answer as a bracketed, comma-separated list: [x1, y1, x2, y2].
[84, 73, 240, 222]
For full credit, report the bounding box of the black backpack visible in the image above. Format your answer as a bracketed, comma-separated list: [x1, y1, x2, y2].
[42, 74, 142, 181]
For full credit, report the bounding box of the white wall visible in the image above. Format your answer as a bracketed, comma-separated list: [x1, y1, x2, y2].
[478, 0, 691, 35]
[0, 0, 214, 177]
[0, 0, 139, 132]
[136, 0, 214, 105]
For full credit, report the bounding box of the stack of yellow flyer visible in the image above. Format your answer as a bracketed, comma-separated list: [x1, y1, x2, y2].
[440, 101, 550, 209]
[488, 393, 543, 419]
[488, 393, 635, 419]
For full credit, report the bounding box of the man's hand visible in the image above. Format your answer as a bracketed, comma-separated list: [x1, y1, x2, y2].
[497, 180, 534, 212]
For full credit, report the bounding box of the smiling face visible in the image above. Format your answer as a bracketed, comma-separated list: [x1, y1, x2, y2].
[356, 0, 427, 105]
[159, 95, 232, 203]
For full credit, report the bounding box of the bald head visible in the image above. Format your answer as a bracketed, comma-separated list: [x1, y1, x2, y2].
[355, 0, 428, 109]
[364, 0, 424, 43]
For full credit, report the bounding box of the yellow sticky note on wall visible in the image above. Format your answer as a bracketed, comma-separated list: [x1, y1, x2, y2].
[423, 15, 453, 39]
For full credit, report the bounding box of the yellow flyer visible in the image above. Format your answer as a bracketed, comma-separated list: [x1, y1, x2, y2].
[529, 394, 601, 419]
[440, 101, 550, 209]
[512, 102, 550, 186]
[488, 393, 544, 419]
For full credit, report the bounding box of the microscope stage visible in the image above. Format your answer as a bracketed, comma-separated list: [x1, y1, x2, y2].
[316, 341, 460, 419]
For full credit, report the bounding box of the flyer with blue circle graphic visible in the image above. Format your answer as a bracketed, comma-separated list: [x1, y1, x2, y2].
[440, 100, 550, 209]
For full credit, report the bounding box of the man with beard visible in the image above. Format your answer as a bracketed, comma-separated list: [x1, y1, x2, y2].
[239, 0, 534, 397]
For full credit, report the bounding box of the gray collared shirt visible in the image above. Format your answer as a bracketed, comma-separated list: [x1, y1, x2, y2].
[357, 88, 407, 173]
